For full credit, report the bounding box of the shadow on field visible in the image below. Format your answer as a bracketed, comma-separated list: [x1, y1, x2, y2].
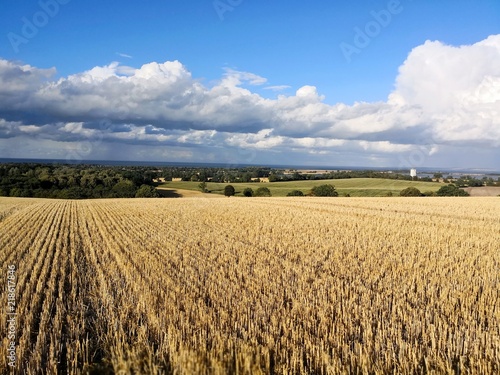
[157, 189, 182, 198]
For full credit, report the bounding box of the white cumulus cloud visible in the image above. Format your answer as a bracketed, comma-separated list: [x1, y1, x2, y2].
[0, 34, 499, 166]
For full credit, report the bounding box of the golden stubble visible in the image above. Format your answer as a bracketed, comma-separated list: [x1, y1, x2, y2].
[0, 197, 498, 374]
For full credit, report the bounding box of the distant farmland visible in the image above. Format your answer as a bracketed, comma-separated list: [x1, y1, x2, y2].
[159, 178, 445, 197]
[1, 196, 498, 374]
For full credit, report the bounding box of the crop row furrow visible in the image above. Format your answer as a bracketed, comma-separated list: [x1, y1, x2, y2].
[1, 200, 64, 348]
[0, 201, 57, 268]
[15, 201, 67, 373]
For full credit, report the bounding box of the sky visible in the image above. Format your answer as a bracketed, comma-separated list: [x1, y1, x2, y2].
[0, 0, 499, 170]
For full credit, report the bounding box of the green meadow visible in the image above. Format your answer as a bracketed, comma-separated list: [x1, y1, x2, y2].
[159, 178, 444, 197]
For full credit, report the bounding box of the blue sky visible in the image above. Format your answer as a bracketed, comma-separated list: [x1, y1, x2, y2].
[0, 0, 499, 169]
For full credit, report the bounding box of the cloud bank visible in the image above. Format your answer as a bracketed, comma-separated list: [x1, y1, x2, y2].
[1, 35, 499, 167]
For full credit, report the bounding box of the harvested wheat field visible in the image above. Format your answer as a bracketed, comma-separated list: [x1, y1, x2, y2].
[0, 197, 499, 374]
[464, 186, 500, 197]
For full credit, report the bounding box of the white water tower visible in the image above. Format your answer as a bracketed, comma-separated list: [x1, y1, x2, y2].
[410, 168, 417, 178]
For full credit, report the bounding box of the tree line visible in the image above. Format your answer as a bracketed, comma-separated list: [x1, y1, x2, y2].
[2, 162, 495, 199]
[399, 185, 470, 197]
[222, 184, 340, 197]
[0, 163, 160, 199]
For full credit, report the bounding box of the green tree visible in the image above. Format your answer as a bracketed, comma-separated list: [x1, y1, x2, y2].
[241, 172, 252, 183]
[135, 185, 160, 198]
[423, 191, 436, 197]
[243, 187, 254, 197]
[198, 181, 207, 193]
[112, 180, 137, 198]
[433, 173, 443, 180]
[224, 185, 235, 197]
[399, 187, 422, 197]
[80, 174, 98, 188]
[9, 187, 23, 197]
[467, 178, 483, 187]
[310, 184, 338, 197]
[254, 187, 272, 197]
[287, 190, 304, 196]
[57, 187, 87, 199]
[268, 174, 279, 182]
[437, 184, 469, 196]
[485, 178, 495, 186]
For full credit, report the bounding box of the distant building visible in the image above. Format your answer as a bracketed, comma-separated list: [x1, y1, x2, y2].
[410, 168, 417, 178]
